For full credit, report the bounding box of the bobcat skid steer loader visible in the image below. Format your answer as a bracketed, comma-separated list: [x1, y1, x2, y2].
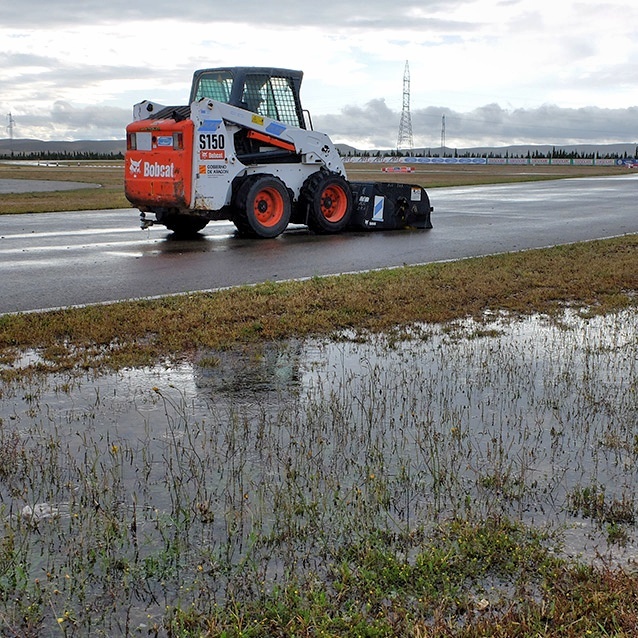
[125, 67, 432, 238]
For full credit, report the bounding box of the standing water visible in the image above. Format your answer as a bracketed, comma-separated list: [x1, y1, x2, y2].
[0, 309, 636, 633]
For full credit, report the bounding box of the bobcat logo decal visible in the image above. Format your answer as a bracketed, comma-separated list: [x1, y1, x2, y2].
[129, 158, 141, 175]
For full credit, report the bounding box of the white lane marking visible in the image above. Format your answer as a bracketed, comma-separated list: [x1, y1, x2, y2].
[0, 239, 156, 256]
[1, 227, 137, 240]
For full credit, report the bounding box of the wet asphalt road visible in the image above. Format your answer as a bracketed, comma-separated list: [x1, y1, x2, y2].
[1, 173, 636, 314]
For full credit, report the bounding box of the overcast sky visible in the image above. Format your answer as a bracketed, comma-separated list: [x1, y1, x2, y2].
[2, 0, 637, 149]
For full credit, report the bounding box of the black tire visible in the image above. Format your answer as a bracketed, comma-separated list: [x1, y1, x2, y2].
[300, 170, 353, 234]
[232, 175, 291, 238]
[159, 212, 209, 236]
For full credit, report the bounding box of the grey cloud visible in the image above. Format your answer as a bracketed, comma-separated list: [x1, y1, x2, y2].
[0, 52, 53, 67]
[3, 0, 460, 29]
[0, 50, 170, 87]
[469, 104, 638, 145]
[15, 103, 131, 141]
[316, 99, 398, 148]
[316, 101, 638, 148]
[51, 102, 129, 132]
[8, 95, 638, 147]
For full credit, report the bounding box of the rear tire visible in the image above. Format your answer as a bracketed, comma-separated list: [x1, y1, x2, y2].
[232, 175, 291, 238]
[159, 212, 209, 236]
[300, 170, 353, 234]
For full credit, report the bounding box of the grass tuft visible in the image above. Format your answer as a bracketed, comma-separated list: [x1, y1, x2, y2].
[1, 234, 636, 375]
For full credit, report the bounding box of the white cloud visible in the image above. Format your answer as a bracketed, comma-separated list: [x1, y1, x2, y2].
[1, 0, 637, 147]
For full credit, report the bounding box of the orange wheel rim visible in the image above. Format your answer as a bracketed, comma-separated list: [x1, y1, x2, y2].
[320, 185, 348, 222]
[253, 187, 284, 227]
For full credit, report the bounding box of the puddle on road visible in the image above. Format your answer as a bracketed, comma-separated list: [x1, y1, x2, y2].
[1, 308, 637, 631]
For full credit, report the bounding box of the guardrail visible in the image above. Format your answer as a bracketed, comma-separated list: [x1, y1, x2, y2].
[346, 156, 635, 167]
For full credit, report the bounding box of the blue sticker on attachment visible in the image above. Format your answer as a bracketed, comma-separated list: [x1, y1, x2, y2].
[372, 196, 385, 222]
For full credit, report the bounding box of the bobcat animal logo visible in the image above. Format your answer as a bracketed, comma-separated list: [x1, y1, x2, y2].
[129, 158, 142, 175]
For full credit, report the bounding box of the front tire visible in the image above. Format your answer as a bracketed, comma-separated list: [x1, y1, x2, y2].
[300, 170, 353, 234]
[232, 175, 291, 238]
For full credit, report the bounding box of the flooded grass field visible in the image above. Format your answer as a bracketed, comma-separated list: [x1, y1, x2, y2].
[1, 307, 636, 635]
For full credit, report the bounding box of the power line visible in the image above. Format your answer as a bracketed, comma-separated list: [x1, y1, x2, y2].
[7, 112, 15, 141]
[440, 115, 446, 155]
[397, 61, 413, 151]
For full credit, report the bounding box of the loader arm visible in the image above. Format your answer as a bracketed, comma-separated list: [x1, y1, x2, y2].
[191, 98, 346, 179]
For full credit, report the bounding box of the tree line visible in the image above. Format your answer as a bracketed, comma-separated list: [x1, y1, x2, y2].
[3, 147, 636, 161]
[347, 147, 638, 160]
[0, 151, 124, 160]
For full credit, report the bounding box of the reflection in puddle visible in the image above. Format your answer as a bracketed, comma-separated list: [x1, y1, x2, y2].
[1, 309, 637, 631]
